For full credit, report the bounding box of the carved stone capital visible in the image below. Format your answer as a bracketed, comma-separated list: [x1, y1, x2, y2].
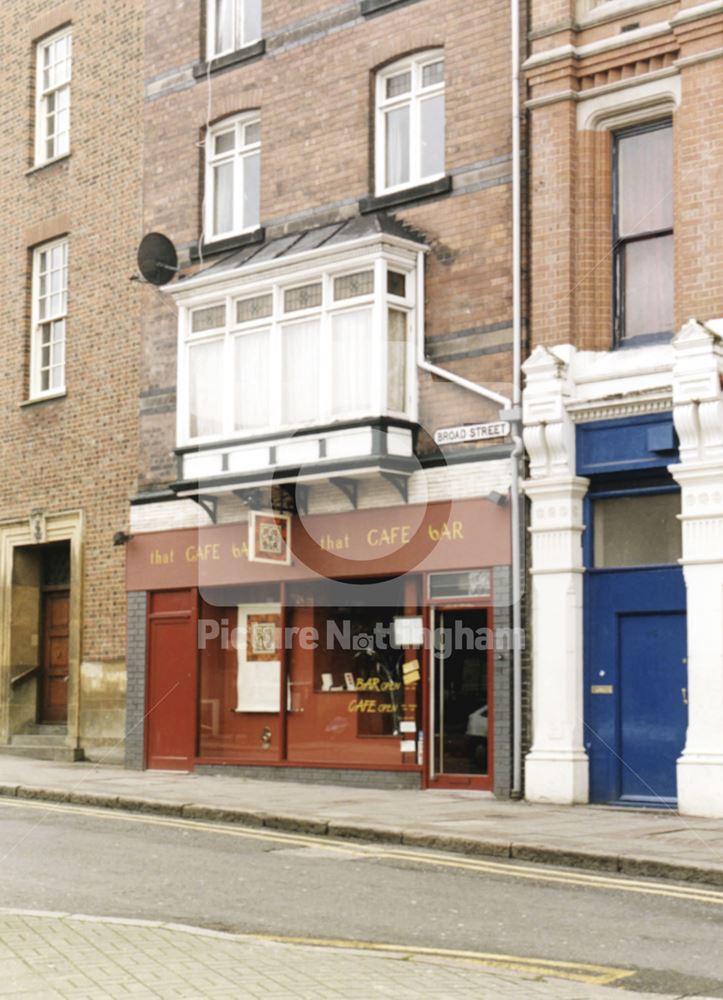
[523, 345, 576, 479]
[672, 319, 723, 464]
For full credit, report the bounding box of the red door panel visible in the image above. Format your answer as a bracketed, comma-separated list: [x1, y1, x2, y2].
[145, 590, 198, 770]
[42, 591, 70, 724]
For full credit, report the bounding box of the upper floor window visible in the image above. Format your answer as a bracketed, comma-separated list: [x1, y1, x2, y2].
[31, 237, 68, 398]
[205, 114, 261, 242]
[613, 120, 673, 344]
[207, 0, 262, 60]
[179, 256, 416, 444]
[35, 28, 72, 165]
[375, 51, 445, 195]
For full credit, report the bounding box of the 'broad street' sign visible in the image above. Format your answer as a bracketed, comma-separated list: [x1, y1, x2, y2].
[434, 421, 510, 446]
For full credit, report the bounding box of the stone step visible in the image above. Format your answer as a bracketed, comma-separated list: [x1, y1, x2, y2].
[22, 724, 67, 736]
[0, 745, 84, 763]
[11, 734, 69, 747]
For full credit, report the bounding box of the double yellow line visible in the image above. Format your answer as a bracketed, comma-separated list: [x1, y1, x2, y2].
[2, 795, 722, 986]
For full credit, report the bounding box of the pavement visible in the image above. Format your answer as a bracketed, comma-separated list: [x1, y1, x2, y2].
[0, 910, 715, 1000]
[1, 756, 723, 887]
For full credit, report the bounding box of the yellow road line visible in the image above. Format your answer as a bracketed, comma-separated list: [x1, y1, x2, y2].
[1, 796, 722, 907]
[374, 848, 723, 905]
[246, 934, 635, 986]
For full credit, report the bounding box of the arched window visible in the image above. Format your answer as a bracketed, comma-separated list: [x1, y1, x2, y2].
[375, 50, 445, 195]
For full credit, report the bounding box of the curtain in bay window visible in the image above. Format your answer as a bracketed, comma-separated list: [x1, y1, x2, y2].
[189, 339, 225, 438]
[234, 329, 269, 430]
[331, 309, 372, 417]
[387, 309, 408, 413]
[282, 319, 320, 424]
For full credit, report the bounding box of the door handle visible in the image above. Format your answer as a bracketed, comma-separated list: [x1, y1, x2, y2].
[681, 687, 688, 705]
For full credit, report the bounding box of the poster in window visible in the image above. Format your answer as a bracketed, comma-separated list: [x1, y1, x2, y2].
[236, 605, 281, 713]
[249, 511, 291, 565]
[246, 613, 279, 662]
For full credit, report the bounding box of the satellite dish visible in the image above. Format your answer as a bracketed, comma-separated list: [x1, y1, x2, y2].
[137, 232, 178, 285]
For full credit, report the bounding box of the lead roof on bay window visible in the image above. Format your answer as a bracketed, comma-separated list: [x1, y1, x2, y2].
[198, 212, 428, 277]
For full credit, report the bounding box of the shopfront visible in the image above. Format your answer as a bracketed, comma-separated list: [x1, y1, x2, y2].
[126, 496, 511, 790]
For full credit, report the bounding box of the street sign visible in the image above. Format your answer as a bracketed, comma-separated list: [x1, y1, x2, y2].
[434, 421, 510, 446]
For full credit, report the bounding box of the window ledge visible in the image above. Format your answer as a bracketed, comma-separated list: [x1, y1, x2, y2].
[193, 39, 266, 79]
[360, 0, 423, 16]
[359, 175, 452, 214]
[25, 153, 71, 176]
[20, 390, 67, 408]
[190, 227, 265, 262]
[615, 331, 673, 350]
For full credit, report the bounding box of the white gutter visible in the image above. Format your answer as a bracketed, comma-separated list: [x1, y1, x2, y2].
[510, 0, 524, 799]
[415, 252, 511, 409]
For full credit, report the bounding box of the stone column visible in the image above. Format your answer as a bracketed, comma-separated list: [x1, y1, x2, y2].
[522, 345, 590, 803]
[671, 320, 723, 818]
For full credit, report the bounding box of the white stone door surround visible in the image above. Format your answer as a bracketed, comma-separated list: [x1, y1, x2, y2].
[521, 323, 723, 816]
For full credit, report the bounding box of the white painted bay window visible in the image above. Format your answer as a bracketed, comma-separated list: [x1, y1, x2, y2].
[206, 114, 261, 241]
[376, 51, 445, 194]
[31, 237, 68, 398]
[35, 28, 71, 165]
[178, 255, 417, 445]
[208, 0, 262, 60]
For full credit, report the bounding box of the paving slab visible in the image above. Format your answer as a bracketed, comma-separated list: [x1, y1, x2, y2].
[0, 757, 722, 886]
[0, 911, 715, 1000]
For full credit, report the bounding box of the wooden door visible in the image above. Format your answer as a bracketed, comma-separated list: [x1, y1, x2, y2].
[41, 591, 70, 724]
[145, 590, 198, 770]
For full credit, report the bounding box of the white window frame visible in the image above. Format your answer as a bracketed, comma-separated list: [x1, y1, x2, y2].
[205, 113, 261, 243]
[207, 0, 262, 61]
[375, 50, 445, 196]
[30, 237, 68, 400]
[35, 27, 72, 167]
[177, 251, 418, 446]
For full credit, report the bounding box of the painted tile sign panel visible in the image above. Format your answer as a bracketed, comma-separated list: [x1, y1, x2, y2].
[125, 497, 511, 591]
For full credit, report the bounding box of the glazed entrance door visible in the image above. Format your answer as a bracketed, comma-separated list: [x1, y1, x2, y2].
[429, 608, 492, 789]
[585, 484, 687, 805]
[40, 591, 70, 724]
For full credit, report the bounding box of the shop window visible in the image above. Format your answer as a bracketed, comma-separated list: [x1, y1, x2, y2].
[613, 120, 673, 344]
[375, 51, 445, 195]
[429, 570, 491, 601]
[180, 255, 416, 444]
[197, 581, 422, 768]
[207, 0, 262, 60]
[205, 114, 260, 242]
[593, 491, 681, 567]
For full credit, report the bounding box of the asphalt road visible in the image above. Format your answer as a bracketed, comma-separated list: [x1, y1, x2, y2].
[1, 798, 722, 998]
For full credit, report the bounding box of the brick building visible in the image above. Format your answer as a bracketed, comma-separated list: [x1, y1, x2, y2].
[0, 1, 143, 762]
[522, 0, 723, 815]
[125, 0, 523, 793]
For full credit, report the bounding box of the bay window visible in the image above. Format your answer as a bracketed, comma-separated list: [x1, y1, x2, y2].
[376, 51, 445, 194]
[179, 256, 416, 445]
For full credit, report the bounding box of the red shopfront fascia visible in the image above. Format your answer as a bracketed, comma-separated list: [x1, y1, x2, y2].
[127, 497, 511, 781]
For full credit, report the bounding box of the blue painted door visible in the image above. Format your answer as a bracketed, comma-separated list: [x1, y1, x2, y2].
[586, 568, 687, 805]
